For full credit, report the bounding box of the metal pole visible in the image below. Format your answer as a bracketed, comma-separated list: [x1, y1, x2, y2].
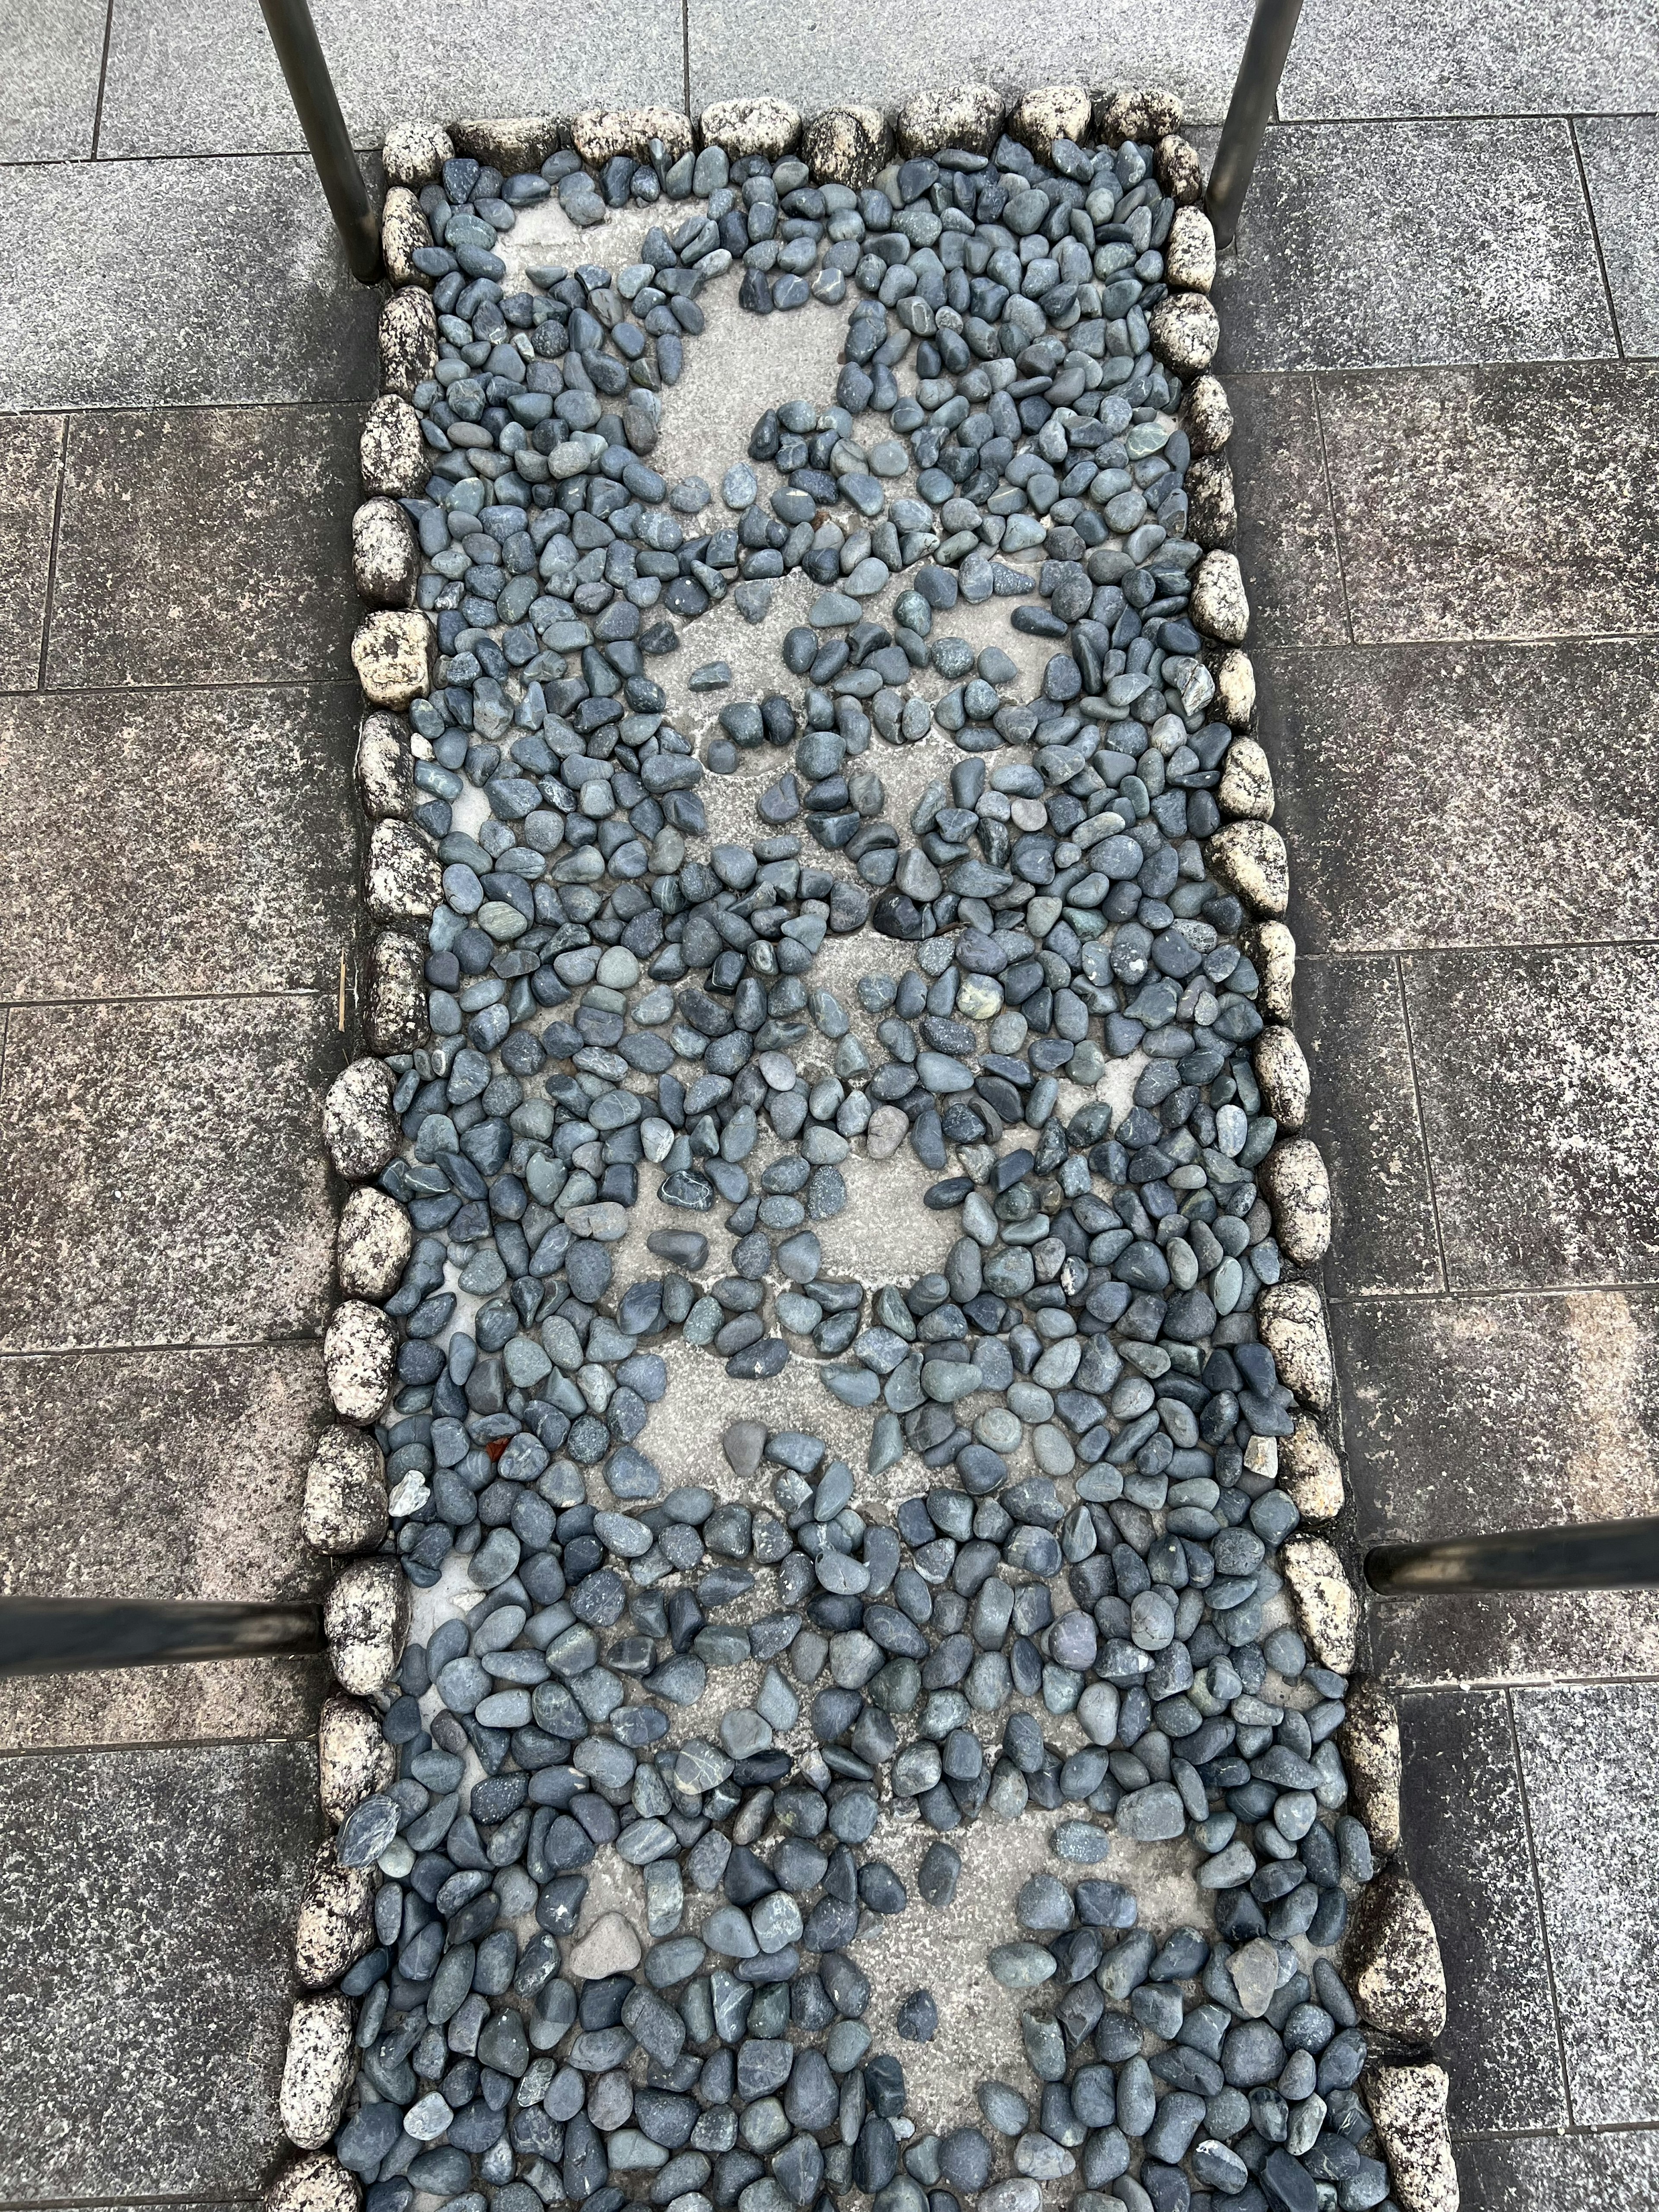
[1367, 1515, 1659, 1596]
[1207, 0, 1304, 252]
[0, 1598, 324, 1678]
[255, 0, 380, 283]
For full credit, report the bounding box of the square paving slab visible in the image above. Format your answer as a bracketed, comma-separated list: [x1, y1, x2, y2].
[0, 1657, 327, 1756]
[687, 0, 1257, 123]
[1456, 2127, 1659, 2207]
[0, 1739, 316, 2201]
[1277, 0, 1659, 119]
[1401, 944, 1659, 1291]
[1259, 639, 1659, 954]
[0, 0, 108, 159]
[1214, 121, 1616, 373]
[1338, 1289, 1659, 1682]
[0, 1344, 328, 1602]
[0, 993, 340, 1354]
[0, 159, 379, 410]
[98, 0, 686, 159]
[46, 408, 363, 690]
[1315, 363, 1659, 642]
[0, 684, 357, 1001]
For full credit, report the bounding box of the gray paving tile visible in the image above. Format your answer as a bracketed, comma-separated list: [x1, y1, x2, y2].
[1341, 1290, 1659, 1542]
[1224, 376, 1350, 648]
[0, 1739, 314, 2199]
[47, 409, 361, 690]
[0, 159, 378, 410]
[1513, 1682, 1659, 2126]
[1295, 956, 1440, 1297]
[0, 684, 356, 1000]
[1258, 640, 1659, 954]
[0, 1344, 326, 1601]
[0, 416, 60, 693]
[0, 1657, 325, 1756]
[1369, 1585, 1659, 1692]
[1214, 122, 1615, 373]
[1316, 363, 1659, 642]
[1401, 944, 1659, 1291]
[0, 994, 339, 1354]
[1577, 116, 1659, 359]
[0, 0, 108, 159]
[100, 0, 685, 158]
[688, 0, 1259, 124]
[1456, 2128, 1659, 2205]
[1398, 1689, 1566, 2135]
[1278, 0, 1659, 121]
[1336, 1289, 1659, 1684]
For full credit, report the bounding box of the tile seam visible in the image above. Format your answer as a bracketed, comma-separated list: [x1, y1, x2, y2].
[1306, 377, 1355, 644]
[31, 416, 69, 692]
[32, 673, 359, 697]
[1326, 1277, 1659, 1305]
[1391, 952, 1452, 1293]
[1231, 344, 1623, 377]
[1503, 1685, 1581, 2131]
[1449, 2115, 1659, 2142]
[0, 1729, 318, 1764]
[6, 106, 1656, 174]
[1389, 1672, 1659, 1696]
[1300, 939, 1659, 959]
[0, 678, 358, 702]
[0, 396, 377, 419]
[0, 145, 373, 172]
[0, 1335, 326, 1359]
[1271, 106, 1659, 128]
[1236, 357, 1659, 388]
[1567, 116, 1627, 358]
[0, 2194, 264, 2209]
[86, 0, 116, 159]
[0, 986, 333, 1012]
[1250, 629, 1659, 652]
[8, 367, 1659, 428]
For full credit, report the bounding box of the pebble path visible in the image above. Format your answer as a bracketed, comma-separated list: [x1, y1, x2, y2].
[278, 83, 1453, 2212]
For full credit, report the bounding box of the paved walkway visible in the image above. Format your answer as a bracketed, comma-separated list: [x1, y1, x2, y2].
[0, 6, 1655, 2206]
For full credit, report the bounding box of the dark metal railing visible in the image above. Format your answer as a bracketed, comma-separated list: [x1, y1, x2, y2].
[256, 0, 1299, 286]
[1208, 0, 1304, 250]
[257, 0, 379, 281]
[0, 1599, 323, 1678]
[1367, 1516, 1659, 1596]
[6, 1512, 1657, 1680]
